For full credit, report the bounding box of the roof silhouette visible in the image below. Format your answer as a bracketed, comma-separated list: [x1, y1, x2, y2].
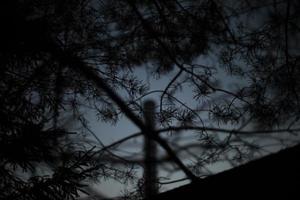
[154, 144, 300, 199]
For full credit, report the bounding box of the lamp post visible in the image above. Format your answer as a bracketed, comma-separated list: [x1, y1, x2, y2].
[143, 100, 157, 199]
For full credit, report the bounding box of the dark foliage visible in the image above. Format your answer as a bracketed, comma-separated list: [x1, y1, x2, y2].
[1, 0, 300, 199]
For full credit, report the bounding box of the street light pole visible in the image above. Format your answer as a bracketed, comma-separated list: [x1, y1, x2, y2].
[143, 100, 158, 199]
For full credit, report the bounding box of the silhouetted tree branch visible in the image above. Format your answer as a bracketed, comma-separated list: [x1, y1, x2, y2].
[2, 0, 300, 199]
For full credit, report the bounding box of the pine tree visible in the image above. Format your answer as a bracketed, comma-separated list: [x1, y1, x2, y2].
[1, 0, 300, 199]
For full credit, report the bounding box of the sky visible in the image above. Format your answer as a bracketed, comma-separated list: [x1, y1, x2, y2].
[3, 1, 300, 199]
[85, 68, 171, 197]
[73, 5, 300, 194]
[84, 67, 200, 197]
[81, 63, 300, 198]
[82, 65, 245, 197]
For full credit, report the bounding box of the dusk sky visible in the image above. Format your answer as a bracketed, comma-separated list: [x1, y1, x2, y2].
[84, 65, 299, 198]
[2, 1, 300, 200]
